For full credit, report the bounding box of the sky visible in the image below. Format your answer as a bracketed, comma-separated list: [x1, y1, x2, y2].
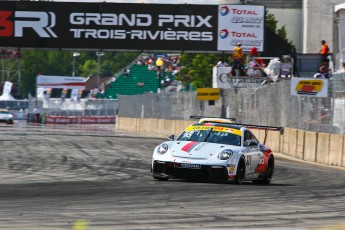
[56, 0, 220, 4]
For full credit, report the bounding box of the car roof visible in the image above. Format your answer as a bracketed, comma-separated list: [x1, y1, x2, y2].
[0, 109, 9, 112]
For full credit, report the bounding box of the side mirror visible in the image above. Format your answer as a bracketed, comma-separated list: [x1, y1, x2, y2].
[244, 140, 257, 147]
[168, 135, 175, 141]
[248, 141, 258, 147]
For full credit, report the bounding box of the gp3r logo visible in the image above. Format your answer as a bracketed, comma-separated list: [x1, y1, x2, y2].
[0, 11, 57, 38]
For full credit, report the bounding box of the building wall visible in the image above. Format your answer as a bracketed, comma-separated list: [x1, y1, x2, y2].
[269, 9, 303, 52]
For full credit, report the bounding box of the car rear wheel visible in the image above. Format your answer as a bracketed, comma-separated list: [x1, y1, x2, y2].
[153, 176, 169, 181]
[235, 156, 245, 184]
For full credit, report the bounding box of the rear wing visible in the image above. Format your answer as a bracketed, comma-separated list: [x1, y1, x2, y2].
[190, 116, 284, 145]
[190, 116, 236, 123]
[231, 123, 284, 135]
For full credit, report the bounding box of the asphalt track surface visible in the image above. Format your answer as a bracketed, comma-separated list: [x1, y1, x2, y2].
[0, 121, 345, 230]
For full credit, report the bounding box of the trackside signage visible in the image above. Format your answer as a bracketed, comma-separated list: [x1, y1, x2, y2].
[37, 75, 86, 89]
[0, 2, 264, 52]
[196, 88, 220, 100]
[290, 77, 328, 97]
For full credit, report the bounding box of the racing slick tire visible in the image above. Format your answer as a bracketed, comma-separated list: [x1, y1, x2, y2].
[235, 156, 246, 184]
[153, 175, 169, 181]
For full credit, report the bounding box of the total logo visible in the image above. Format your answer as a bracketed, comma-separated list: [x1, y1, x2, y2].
[219, 29, 229, 39]
[219, 6, 230, 16]
[0, 11, 57, 38]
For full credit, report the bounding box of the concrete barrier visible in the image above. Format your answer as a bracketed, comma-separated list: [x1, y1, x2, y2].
[329, 134, 344, 167]
[303, 131, 317, 163]
[343, 139, 345, 167]
[288, 129, 298, 158]
[116, 117, 345, 168]
[282, 128, 290, 155]
[296, 130, 305, 160]
[316, 133, 330, 165]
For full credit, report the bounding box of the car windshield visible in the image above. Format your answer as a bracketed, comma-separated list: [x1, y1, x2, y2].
[0, 111, 10, 114]
[177, 125, 241, 146]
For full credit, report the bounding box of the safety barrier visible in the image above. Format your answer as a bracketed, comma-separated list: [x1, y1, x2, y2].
[116, 117, 345, 168]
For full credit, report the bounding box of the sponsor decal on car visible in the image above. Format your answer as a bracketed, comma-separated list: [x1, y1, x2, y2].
[181, 141, 199, 152]
[228, 167, 235, 174]
[174, 163, 201, 169]
[184, 125, 242, 136]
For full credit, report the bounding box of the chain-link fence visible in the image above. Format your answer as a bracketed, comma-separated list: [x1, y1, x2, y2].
[27, 97, 118, 117]
[118, 75, 345, 134]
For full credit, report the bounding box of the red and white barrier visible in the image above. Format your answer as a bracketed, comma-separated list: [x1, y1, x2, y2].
[45, 116, 115, 124]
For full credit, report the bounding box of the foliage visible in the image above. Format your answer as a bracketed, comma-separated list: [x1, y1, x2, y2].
[177, 53, 223, 88]
[16, 50, 139, 97]
[277, 25, 295, 47]
[265, 10, 278, 32]
[266, 11, 295, 47]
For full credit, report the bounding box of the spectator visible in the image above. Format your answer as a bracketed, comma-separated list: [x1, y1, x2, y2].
[248, 47, 264, 77]
[319, 40, 331, 64]
[230, 43, 246, 76]
[249, 47, 258, 58]
[216, 58, 229, 67]
[33, 106, 41, 123]
[280, 55, 293, 78]
[123, 68, 130, 76]
[319, 61, 331, 78]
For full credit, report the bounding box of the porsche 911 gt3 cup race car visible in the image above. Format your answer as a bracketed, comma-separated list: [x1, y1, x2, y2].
[152, 117, 283, 184]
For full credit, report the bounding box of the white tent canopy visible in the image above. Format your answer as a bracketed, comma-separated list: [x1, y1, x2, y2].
[0, 92, 16, 101]
[335, 3, 345, 13]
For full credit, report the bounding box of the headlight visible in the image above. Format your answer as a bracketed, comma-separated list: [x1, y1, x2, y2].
[218, 149, 233, 160]
[157, 143, 169, 155]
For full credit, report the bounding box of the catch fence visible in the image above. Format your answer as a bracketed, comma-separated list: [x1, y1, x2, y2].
[118, 74, 345, 134]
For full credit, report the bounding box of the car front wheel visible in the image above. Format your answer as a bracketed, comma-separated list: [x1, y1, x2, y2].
[235, 156, 246, 184]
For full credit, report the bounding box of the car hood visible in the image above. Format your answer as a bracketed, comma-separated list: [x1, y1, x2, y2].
[170, 141, 241, 160]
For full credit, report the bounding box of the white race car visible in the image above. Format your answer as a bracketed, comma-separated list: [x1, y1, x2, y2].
[152, 118, 283, 184]
[0, 109, 14, 124]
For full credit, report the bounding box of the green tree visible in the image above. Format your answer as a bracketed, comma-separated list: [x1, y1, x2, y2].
[266, 10, 294, 47]
[19, 50, 139, 97]
[277, 25, 294, 47]
[21, 50, 71, 97]
[265, 10, 278, 32]
[177, 53, 222, 89]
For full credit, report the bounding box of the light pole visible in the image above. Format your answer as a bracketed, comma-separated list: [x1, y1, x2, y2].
[155, 57, 164, 93]
[72, 52, 80, 77]
[96, 51, 104, 89]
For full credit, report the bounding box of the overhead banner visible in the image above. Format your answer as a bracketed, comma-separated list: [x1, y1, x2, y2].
[291, 77, 328, 97]
[217, 5, 265, 52]
[0, 2, 218, 51]
[0, 2, 264, 52]
[37, 75, 86, 89]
